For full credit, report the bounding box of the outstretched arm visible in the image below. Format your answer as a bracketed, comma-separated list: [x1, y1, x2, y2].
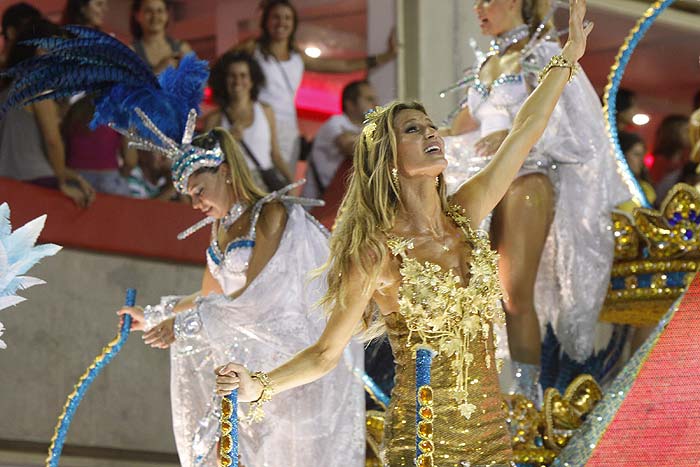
[304, 30, 396, 73]
[117, 264, 224, 346]
[215, 262, 375, 401]
[452, 0, 592, 224]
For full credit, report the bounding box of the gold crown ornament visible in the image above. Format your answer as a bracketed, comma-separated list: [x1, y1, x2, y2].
[601, 183, 700, 326]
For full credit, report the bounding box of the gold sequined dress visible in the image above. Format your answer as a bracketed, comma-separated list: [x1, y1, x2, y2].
[382, 206, 513, 467]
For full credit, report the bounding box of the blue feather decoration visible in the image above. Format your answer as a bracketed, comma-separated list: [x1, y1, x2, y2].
[2, 25, 209, 147]
[27, 26, 155, 82]
[159, 53, 210, 114]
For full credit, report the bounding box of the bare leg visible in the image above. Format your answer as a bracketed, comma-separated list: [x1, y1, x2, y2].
[491, 173, 554, 400]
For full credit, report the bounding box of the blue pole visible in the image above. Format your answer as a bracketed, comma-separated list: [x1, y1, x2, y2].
[415, 347, 435, 466]
[46, 289, 136, 467]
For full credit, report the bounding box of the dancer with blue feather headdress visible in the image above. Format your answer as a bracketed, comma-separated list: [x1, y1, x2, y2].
[3, 25, 365, 467]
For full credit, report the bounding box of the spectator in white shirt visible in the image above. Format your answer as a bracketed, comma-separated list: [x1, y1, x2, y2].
[303, 80, 377, 198]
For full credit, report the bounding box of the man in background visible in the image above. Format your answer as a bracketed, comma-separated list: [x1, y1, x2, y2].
[303, 79, 378, 199]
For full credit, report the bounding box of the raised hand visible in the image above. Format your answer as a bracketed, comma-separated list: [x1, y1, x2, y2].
[562, 0, 594, 63]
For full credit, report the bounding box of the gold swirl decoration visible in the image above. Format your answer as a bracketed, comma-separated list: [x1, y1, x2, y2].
[601, 184, 700, 326]
[542, 375, 603, 451]
[219, 397, 234, 467]
[504, 394, 555, 465]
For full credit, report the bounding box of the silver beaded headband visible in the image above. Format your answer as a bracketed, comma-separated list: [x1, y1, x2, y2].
[115, 107, 225, 193]
[170, 144, 225, 194]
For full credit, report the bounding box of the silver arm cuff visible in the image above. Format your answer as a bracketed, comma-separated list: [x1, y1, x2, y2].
[174, 308, 203, 340]
[143, 296, 180, 331]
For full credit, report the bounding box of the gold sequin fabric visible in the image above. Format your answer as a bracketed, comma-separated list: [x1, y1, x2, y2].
[382, 205, 513, 466]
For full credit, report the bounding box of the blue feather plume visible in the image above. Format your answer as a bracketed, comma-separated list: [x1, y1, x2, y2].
[1, 25, 209, 147]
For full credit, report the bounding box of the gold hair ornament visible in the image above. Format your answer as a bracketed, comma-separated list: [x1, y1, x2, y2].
[362, 105, 390, 144]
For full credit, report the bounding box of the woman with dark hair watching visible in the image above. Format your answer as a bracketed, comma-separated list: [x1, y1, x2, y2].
[617, 131, 656, 212]
[130, 0, 191, 73]
[203, 51, 293, 190]
[62, 0, 137, 196]
[128, 0, 191, 201]
[61, 0, 108, 28]
[650, 114, 691, 190]
[615, 88, 639, 131]
[235, 0, 397, 175]
[1, 2, 41, 68]
[0, 18, 94, 207]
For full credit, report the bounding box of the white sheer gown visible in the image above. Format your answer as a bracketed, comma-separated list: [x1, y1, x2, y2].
[157, 196, 365, 466]
[444, 40, 632, 362]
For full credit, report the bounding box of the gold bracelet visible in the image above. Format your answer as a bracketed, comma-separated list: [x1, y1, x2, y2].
[245, 371, 274, 423]
[538, 54, 579, 84]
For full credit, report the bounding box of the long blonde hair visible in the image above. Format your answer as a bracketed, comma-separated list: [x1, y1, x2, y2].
[318, 101, 449, 336]
[192, 128, 267, 204]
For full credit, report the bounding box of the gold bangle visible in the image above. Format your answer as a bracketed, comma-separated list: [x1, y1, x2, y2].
[538, 54, 579, 84]
[245, 371, 274, 423]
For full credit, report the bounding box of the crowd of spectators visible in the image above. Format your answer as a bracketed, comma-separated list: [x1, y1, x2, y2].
[2, 1, 699, 218]
[0, 0, 394, 210]
[616, 88, 698, 209]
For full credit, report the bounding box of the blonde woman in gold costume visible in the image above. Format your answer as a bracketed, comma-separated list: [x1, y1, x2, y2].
[215, 1, 591, 465]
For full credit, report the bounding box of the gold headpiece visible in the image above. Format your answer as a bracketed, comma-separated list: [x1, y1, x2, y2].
[362, 105, 389, 144]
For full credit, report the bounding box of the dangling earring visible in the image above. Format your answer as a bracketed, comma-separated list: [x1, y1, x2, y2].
[391, 168, 400, 192]
[435, 177, 440, 188]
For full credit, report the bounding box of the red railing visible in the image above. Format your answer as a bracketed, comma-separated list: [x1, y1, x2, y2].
[0, 178, 208, 264]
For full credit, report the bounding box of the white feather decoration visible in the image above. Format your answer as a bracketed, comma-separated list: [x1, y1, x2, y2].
[0, 203, 61, 348]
